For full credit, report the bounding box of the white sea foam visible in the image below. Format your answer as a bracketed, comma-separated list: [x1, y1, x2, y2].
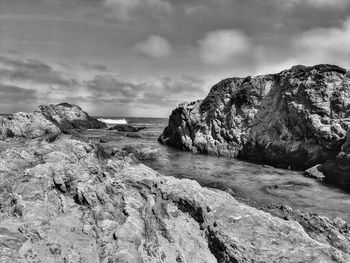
[98, 118, 128, 125]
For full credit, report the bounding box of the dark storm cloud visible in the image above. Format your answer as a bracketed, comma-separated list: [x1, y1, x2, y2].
[0, 83, 37, 103]
[0, 56, 77, 86]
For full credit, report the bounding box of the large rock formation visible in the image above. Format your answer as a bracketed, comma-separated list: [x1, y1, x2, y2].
[38, 103, 107, 130]
[0, 134, 350, 262]
[1, 106, 350, 262]
[159, 64, 350, 179]
[0, 103, 106, 140]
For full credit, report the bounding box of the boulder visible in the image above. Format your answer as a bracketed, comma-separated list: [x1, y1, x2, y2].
[38, 103, 106, 130]
[122, 145, 159, 160]
[304, 164, 325, 180]
[0, 103, 106, 140]
[160, 64, 350, 170]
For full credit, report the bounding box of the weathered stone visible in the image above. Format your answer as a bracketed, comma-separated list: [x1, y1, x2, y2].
[304, 164, 326, 180]
[1, 104, 350, 262]
[0, 103, 106, 140]
[160, 64, 350, 171]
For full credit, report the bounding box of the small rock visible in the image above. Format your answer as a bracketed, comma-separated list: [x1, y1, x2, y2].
[304, 165, 325, 180]
[48, 243, 62, 255]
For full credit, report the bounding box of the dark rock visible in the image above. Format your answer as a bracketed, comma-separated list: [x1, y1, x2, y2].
[126, 133, 142, 138]
[108, 125, 147, 132]
[322, 129, 350, 190]
[160, 64, 350, 171]
[99, 138, 108, 143]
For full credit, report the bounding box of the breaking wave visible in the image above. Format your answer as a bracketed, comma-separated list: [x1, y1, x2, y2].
[98, 118, 128, 125]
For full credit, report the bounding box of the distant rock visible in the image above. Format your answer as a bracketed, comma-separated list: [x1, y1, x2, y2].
[108, 124, 147, 132]
[126, 133, 142, 138]
[0, 103, 106, 140]
[38, 103, 106, 130]
[160, 64, 350, 171]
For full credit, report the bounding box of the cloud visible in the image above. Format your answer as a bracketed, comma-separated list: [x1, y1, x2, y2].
[80, 63, 109, 72]
[198, 29, 251, 64]
[134, 35, 172, 59]
[86, 74, 206, 107]
[103, 0, 172, 20]
[294, 17, 350, 65]
[0, 56, 77, 86]
[0, 83, 37, 103]
[282, 0, 350, 9]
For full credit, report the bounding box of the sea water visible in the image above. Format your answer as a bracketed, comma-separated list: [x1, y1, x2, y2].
[81, 117, 350, 222]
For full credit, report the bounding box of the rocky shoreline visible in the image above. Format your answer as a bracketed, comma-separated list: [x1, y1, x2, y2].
[159, 64, 350, 191]
[1, 103, 350, 262]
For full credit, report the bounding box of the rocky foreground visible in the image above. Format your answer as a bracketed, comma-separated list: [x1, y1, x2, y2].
[159, 64, 350, 190]
[1, 105, 350, 262]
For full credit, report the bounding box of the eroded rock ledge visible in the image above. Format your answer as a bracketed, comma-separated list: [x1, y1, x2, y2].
[159, 64, 350, 189]
[0, 105, 350, 262]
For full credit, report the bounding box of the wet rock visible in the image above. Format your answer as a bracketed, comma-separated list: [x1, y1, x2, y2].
[304, 164, 325, 180]
[159, 64, 350, 170]
[322, 129, 350, 190]
[122, 145, 159, 160]
[126, 133, 142, 138]
[108, 125, 147, 132]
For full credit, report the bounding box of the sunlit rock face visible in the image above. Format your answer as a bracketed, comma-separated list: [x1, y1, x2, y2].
[0, 103, 106, 140]
[160, 64, 350, 171]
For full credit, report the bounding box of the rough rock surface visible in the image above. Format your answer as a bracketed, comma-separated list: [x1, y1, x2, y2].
[322, 129, 350, 190]
[38, 103, 106, 130]
[159, 64, 350, 171]
[1, 133, 350, 262]
[109, 124, 147, 132]
[0, 103, 106, 140]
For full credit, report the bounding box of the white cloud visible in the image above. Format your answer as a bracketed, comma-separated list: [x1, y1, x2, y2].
[104, 0, 171, 20]
[198, 29, 251, 64]
[134, 35, 172, 58]
[294, 17, 350, 65]
[281, 0, 349, 9]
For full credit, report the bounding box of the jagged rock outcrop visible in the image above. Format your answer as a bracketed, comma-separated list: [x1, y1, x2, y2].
[160, 64, 350, 172]
[1, 133, 350, 262]
[38, 103, 107, 130]
[0, 103, 106, 140]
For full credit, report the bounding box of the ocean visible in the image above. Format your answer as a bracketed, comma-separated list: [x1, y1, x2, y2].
[81, 117, 350, 222]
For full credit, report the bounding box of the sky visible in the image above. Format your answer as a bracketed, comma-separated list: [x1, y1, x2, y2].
[0, 0, 349, 117]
